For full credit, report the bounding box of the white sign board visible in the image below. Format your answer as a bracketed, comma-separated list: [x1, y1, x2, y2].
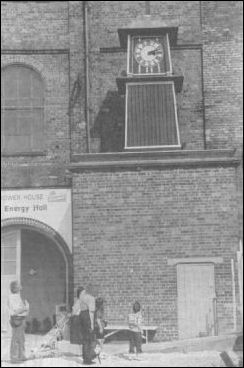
[1, 188, 72, 251]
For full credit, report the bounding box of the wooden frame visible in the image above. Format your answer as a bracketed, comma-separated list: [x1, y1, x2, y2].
[1, 64, 45, 154]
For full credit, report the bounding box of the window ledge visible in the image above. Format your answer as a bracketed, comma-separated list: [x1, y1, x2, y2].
[168, 257, 224, 266]
[1, 151, 46, 157]
[69, 149, 240, 172]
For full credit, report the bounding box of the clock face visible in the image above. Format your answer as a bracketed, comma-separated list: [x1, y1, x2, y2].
[134, 38, 164, 69]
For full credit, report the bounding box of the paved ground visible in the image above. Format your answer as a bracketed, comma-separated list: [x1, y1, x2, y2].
[0, 333, 236, 367]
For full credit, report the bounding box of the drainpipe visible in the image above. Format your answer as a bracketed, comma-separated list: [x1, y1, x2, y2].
[83, 1, 90, 153]
[200, 1, 207, 149]
[237, 240, 243, 325]
[231, 258, 237, 332]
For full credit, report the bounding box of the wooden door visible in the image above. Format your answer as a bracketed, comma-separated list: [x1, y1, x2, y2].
[177, 263, 216, 339]
[1, 228, 21, 334]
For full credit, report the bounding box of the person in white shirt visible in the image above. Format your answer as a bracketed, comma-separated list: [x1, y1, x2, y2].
[79, 287, 96, 365]
[70, 286, 96, 365]
[8, 281, 29, 363]
[70, 287, 85, 354]
[128, 301, 143, 354]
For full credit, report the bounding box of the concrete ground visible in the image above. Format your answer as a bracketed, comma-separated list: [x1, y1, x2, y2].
[1, 333, 240, 367]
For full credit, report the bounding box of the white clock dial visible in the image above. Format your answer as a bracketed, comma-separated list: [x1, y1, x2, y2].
[134, 39, 164, 68]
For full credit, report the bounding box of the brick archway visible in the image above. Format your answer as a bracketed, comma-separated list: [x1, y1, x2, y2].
[1, 217, 73, 308]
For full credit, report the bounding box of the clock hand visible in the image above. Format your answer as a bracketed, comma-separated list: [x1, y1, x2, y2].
[147, 48, 162, 56]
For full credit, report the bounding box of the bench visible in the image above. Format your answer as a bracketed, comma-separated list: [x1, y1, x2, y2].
[104, 324, 157, 344]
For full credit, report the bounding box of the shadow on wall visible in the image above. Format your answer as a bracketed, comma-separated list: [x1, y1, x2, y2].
[91, 91, 125, 153]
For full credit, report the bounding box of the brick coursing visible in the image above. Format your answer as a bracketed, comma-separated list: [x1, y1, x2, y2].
[1, 1, 86, 188]
[88, 1, 204, 152]
[72, 166, 239, 339]
[1, 1, 69, 49]
[1, 1, 242, 156]
[1, 1, 243, 340]
[202, 1, 243, 149]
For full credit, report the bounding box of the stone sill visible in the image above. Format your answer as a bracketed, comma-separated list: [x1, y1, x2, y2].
[1, 151, 46, 157]
[69, 149, 240, 172]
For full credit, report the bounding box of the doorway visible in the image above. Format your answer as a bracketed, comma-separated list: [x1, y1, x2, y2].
[1, 226, 70, 334]
[177, 263, 216, 339]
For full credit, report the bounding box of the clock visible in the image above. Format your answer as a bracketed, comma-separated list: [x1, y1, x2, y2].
[134, 38, 164, 68]
[129, 35, 171, 75]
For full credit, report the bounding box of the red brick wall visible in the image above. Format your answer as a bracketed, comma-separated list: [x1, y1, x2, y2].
[88, 1, 204, 151]
[202, 1, 243, 149]
[88, 1, 242, 151]
[1, 1, 69, 49]
[1, 1, 85, 187]
[68, 1, 87, 155]
[72, 165, 239, 340]
[1, 51, 70, 188]
[1, 1, 242, 340]
[1, 1, 242, 158]
[88, 1, 201, 48]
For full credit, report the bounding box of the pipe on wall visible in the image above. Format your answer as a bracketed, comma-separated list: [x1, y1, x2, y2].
[199, 1, 207, 150]
[83, 1, 91, 153]
[231, 258, 237, 332]
[237, 240, 243, 324]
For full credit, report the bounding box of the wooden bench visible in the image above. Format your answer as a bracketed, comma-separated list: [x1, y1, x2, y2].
[104, 324, 157, 344]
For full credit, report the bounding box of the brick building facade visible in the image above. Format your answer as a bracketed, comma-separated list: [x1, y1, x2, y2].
[1, 1, 243, 341]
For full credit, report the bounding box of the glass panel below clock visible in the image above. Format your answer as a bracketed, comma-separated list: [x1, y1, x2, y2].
[126, 82, 180, 148]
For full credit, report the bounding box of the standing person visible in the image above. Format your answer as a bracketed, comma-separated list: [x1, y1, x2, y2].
[8, 281, 29, 364]
[94, 297, 106, 340]
[128, 301, 143, 355]
[79, 286, 96, 365]
[94, 297, 107, 356]
[70, 287, 84, 356]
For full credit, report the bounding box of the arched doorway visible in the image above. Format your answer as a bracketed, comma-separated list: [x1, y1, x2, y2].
[1, 220, 73, 335]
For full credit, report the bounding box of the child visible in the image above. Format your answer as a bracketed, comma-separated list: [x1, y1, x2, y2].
[128, 301, 143, 354]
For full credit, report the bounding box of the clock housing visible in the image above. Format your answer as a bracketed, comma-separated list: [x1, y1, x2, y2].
[128, 34, 172, 76]
[117, 22, 183, 150]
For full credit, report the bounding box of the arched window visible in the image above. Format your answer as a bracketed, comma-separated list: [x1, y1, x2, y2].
[1, 65, 44, 153]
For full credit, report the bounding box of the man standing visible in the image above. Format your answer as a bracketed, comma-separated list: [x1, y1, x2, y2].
[8, 281, 29, 363]
[79, 286, 96, 365]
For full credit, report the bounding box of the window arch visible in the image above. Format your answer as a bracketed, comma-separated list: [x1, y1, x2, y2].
[1, 64, 44, 153]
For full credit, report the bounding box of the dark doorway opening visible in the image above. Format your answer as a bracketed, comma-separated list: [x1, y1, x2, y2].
[21, 229, 67, 334]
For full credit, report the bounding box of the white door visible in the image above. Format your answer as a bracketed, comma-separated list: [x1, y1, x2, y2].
[177, 263, 216, 339]
[1, 228, 21, 334]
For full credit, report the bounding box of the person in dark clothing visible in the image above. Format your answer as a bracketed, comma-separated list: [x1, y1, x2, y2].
[70, 286, 96, 365]
[70, 287, 84, 352]
[94, 297, 106, 340]
[94, 297, 107, 358]
[79, 287, 96, 365]
[79, 309, 95, 365]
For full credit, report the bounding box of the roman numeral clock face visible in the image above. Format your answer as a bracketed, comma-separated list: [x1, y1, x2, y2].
[133, 38, 164, 74]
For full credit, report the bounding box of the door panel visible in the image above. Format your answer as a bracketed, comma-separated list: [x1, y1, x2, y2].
[177, 263, 215, 339]
[1, 228, 21, 334]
